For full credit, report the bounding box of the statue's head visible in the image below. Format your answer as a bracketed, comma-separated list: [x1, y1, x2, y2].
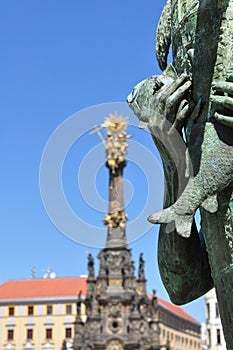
[127, 64, 177, 127]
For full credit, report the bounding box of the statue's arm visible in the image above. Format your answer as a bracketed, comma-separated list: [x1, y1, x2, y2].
[148, 75, 214, 304]
[150, 73, 233, 303]
[128, 69, 214, 304]
[154, 135, 213, 304]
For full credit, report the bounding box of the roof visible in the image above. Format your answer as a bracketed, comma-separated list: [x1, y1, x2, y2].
[157, 297, 200, 325]
[0, 277, 87, 302]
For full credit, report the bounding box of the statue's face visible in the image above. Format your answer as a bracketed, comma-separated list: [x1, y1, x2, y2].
[127, 74, 174, 126]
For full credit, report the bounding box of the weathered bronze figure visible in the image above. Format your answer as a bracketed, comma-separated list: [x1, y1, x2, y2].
[128, 0, 233, 347]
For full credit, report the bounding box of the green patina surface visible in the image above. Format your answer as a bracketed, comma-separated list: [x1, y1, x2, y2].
[128, 0, 233, 348]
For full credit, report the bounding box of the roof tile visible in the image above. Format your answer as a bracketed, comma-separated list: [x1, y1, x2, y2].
[157, 297, 200, 325]
[0, 277, 87, 300]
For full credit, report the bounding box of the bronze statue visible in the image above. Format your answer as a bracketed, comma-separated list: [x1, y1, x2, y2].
[128, 0, 233, 347]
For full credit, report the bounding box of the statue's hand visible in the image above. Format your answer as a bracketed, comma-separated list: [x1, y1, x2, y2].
[211, 76, 233, 128]
[127, 66, 193, 139]
[127, 69, 201, 179]
[149, 73, 192, 139]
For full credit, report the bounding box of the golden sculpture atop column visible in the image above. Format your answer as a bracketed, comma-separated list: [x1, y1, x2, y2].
[91, 113, 131, 231]
[92, 113, 131, 171]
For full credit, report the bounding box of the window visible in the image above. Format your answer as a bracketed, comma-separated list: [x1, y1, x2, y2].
[217, 328, 221, 344]
[65, 327, 72, 338]
[66, 304, 72, 315]
[208, 329, 211, 347]
[27, 329, 33, 340]
[7, 329, 14, 341]
[47, 305, 53, 315]
[206, 303, 210, 319]
[46, 328, 52, 339]
[215, 303, 219, 317]
[28, 306, 34, 315]
[8, 307, 14, 316]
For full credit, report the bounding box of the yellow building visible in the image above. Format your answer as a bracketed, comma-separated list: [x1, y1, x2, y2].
[0, 277, 87, 350]
[0, 277, 200, 350]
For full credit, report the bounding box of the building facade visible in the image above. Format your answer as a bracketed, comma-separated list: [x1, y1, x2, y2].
[157, 298, 201, 350]
[205, 289, 226, 349]
[0, 278, 87, 350]
[201, 322, 208, 350]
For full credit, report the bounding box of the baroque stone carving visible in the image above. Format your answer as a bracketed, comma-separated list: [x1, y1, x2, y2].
[73, 115, 161, 350]
[138, 252, 145, 280]
[106, 339, 123, 350]
[88, 254, 95, 278]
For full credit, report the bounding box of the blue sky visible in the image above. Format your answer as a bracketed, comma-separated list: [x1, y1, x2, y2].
[1, 1, 206, 322]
